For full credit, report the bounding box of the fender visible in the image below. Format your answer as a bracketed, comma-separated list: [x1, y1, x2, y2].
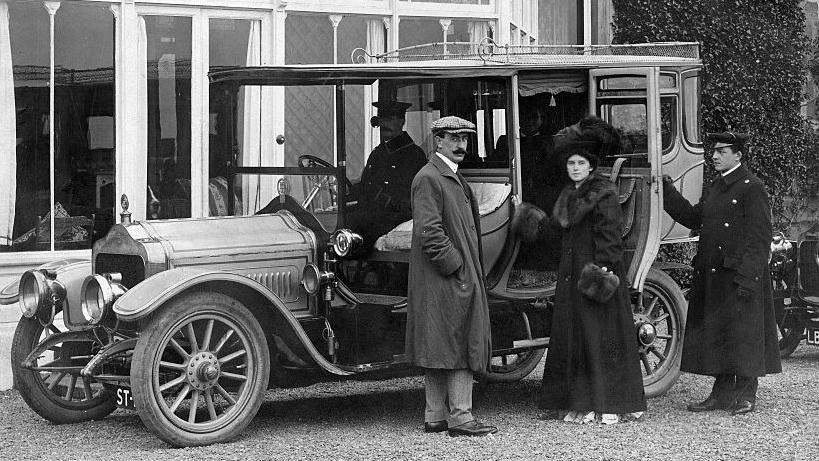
[113, 268, 353, 376]
[0, 259, 91, 306]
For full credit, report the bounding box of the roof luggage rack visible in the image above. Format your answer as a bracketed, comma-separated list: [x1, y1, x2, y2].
[352, 39, 700, 65]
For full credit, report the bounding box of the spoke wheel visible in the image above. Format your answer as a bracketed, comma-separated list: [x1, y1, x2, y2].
[131, 292, 269, 447]
[484, 348, 545, 383]
[482, 310, 546, 383]
[775, 307, 805, 358]
[631, 268, 687, 398]
[11, 316, 115, 423]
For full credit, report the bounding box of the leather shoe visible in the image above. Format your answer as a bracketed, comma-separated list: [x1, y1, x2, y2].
[731, 399, 755, 415]
[447, 420, 498, 437]
[687, 395, 733, 412]
[424, 421, 448, 433]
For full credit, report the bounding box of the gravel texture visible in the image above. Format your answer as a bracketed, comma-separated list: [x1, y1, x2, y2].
[1, 347, 817, 460]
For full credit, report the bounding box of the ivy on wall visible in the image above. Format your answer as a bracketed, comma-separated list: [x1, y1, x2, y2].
[611, 0, 817, 229]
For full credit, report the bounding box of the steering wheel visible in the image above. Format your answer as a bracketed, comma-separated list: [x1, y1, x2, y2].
[297, 155, 353, 209]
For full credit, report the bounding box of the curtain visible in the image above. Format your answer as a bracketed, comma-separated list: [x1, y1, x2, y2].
[0, 2, 16, 246]
[240, 20, 261, 215]
[365, 19, 385, 154]
[468, 21, 490, 59]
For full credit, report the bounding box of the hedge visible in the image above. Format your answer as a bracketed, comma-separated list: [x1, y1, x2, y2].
[611, 0, 818, 230]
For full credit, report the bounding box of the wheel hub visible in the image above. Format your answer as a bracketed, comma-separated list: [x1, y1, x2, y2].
[637, 322, 657, 347]
[186, 351, 220, 391]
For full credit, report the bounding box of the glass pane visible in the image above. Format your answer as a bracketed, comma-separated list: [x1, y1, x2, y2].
[600, 102, 648, 155]
[209, 18, 261, 216]
[144, 16, 192, 220]
[6, 2, 50, 252]
[599, 75, 675, 91]
[398, 19, 471, 47]
[53, 3, 115, 250]
[683, 75, 701, 145]
[660, 97, 676, 153]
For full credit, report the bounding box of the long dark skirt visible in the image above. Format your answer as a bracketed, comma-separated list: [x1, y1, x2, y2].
[538, 286, 647, 414]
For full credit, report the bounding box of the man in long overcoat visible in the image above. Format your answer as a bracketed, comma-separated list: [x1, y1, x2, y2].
[405, 115, 496, 437]
[663, 131, 781, 415]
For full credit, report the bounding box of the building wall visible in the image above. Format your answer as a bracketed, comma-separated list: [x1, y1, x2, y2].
[0, 0, 555, 391]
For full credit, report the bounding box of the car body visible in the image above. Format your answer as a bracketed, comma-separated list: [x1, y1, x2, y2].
[3, 41, 702, 446]
[770, 223, 819, 357]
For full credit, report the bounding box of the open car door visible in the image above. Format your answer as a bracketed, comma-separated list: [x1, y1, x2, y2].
[589, 67, 663, 290]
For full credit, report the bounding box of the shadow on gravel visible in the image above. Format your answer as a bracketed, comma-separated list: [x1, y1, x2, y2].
[251, 375, 543, 430]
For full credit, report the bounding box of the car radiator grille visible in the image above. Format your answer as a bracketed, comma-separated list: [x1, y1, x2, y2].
[94, 254, 146, 289]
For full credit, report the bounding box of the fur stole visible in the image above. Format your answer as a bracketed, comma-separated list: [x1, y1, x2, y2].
[552, 175, 618, 229]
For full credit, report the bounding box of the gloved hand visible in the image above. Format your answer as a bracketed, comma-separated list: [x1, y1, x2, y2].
[737, 286, 753, 300]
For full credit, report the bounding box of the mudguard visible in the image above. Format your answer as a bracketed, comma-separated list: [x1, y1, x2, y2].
[113, 268, 353, 376]
[0, 259, 91, 306]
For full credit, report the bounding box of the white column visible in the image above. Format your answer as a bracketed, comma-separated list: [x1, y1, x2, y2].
[439, 18, 451, 55]
[43, 1, 59, 250]
[496, 0, 510, 45]
[115, 0, 146, 221]
[272, 5, 286, 167]
[583, 0, 592, 46]
[328, 15, 342, 163]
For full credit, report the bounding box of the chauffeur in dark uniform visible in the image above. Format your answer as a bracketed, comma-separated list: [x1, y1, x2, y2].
[662, 131, 781, 415]
[346, 100, 427, 253]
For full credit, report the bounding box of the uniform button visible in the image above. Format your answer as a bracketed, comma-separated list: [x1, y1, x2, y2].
[732, 199, 737, 204]
[384, 181, 389, 185]
[718, 245, 722, 250]
[471, 225, 475, 230]
[565, 276, 570, 281]
[744, 179, 750, 184]
[724, 222, 730, 227]
[711, 268, 716, 273]
[391, 165, 396, 168]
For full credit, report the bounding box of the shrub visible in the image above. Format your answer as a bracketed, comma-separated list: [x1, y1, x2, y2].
[611, 0, 818, 230]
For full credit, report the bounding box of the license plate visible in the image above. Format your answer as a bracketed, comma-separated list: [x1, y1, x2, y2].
[113, 386, 136, 410]
[807, 329, 819, 346]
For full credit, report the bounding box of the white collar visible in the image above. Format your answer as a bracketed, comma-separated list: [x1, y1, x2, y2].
[435, 152, 458, 173]
[721, 163, 742, 177]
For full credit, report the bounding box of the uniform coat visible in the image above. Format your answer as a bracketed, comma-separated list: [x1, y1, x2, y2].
[539, 175, 646, 414]
[663, 164, 781, 377]
[347, 132, 426, 249]
[405, 154, 491, 374]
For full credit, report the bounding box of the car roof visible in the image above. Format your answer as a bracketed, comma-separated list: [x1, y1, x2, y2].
[209, 42, 702, 86]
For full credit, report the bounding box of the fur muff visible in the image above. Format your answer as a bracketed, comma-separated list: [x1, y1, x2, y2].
[511, 202, 547, 242]
[578, 262, 620, 303]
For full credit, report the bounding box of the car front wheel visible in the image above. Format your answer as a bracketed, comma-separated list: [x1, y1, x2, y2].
[131, 291, 270, 447]
[11, 317, 116, 423]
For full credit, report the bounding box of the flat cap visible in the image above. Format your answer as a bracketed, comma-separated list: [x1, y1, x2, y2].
[706, 131, 749, 148]
[431, 116, 476, 135]
[372, 100, 411, 117]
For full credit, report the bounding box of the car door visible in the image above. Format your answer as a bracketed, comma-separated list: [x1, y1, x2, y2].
[589, 67, 663, 290]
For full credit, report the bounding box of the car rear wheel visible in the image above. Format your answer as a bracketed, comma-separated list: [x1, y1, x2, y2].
[131, 291, 270, 447]
[483, 347, 545, 383]
[11, 317, 116, 423]
[632, 268, 687, 398]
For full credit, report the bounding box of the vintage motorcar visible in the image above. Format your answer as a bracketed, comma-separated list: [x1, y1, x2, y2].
[770, 223, 819, 357]
[1, 41, 703, 446]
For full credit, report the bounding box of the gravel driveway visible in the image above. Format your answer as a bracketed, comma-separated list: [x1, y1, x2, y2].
[1, 347, 817, 461]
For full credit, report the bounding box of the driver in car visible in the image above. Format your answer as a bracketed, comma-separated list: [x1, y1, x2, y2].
[346, 100, 427, 254]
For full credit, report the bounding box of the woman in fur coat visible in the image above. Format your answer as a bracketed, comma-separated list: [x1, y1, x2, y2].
[514, 118, 646, 424]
